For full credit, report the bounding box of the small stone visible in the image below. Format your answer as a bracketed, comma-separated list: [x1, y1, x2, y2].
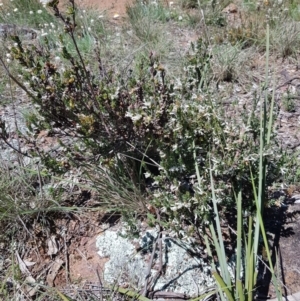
[292, 194, 300, 201]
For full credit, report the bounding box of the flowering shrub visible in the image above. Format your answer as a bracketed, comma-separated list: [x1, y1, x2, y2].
[4, 0, 286, 233]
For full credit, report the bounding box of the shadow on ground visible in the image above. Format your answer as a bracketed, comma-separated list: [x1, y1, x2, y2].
[257, 200, 300, 299]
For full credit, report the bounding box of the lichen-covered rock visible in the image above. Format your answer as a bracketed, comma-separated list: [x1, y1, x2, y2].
[96, 228, 214, 297]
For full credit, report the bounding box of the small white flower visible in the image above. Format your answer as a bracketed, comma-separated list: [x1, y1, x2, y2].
[29, 10, 33, 14]
[144, 172, 151, 179]
[169, 1, 174, 5]
[170, 185, 178, 192]
[41, 32, 48, 36]
[178, 15, 183, 21]
[0, 3, 3, 6]
[131, 114, 143, 121]
[13, 8, 18, 12]
[87, 27, 91, 31]
[125, 112, 142, 122]
[113, 13, 119, 19]
[7, 12, 10, 16]
[90, 19, 94, 23]
[142, 101, 151, 108]
[39, 0, 51, 5]
[98, 15, 103, 18]
[54, 56, 60, 61]
[6, 53, 11, 58]
[280, 167, 287, 175]
[6, 58, 11, 63]
[37, 9, 43, 14]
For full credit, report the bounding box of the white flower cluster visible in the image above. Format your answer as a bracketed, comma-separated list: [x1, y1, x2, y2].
[39, 0, 51, 5]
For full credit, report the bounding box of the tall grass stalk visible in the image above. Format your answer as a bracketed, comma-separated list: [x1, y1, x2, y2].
[195, 25, 283, 300]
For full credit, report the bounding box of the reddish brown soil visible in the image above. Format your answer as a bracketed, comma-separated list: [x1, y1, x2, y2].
[60, 0, 133, 17]
[78, 0, 131, 16]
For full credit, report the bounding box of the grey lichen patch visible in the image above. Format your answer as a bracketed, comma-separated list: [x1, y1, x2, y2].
[151, 237, 214, 295]
[96, 230, 147, 288]
[96, 229, 214, 296]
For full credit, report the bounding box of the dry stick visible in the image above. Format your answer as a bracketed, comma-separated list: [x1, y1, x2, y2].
[0, 56, 40, 103]
[256, 254, 292, 301]
[37, 164, 44, 200]
[0, 135, 31, 158]
[142, 210, 165, 298]
[114, 287, 189, 301]
[148, 209, 164, 298]
[155, 209, 163, 277]
[36, 260, 56, 280]
[62, 285, 111, 297]
[126, 141, 164, 171]
[0, 57, 36, 158]
[63, 231, 70, 285]
[70, 38, 111, 139]
[7, 67, 24, 167]
[56, 1, 111, 138]
[152, 291, 188, 299]
[35, 164, 46, 224]
[275, 77, 300, 90]
[96, 267, 104, 301]
[17, 215, 31, 236]
[141, 233, 158, 297]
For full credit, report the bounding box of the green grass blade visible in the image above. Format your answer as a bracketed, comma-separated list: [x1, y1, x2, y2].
[245, 215, 256, 301]
[204, 229, 227, 301]
[211, 270, 234, 301]
[209, 159, 231, 287]
[236, 190, 242, 282]
[188, 288, 218, 301]
[237, 279, 245, 301]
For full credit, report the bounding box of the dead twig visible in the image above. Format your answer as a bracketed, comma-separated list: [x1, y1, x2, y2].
[141, 230, 158, 297]
[147, 209, 165, 297]
[276, 77, 300, 91]
[62, 228, 70, 285]
[96, 267, 104, 301]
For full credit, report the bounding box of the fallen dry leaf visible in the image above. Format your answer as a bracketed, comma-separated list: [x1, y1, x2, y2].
[46, 258, 64, 287]
[24, 276, 39, 297]
[47, 235, 59, 256]
[15, 251, 31, 276]
[23, 259, 36, 267]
